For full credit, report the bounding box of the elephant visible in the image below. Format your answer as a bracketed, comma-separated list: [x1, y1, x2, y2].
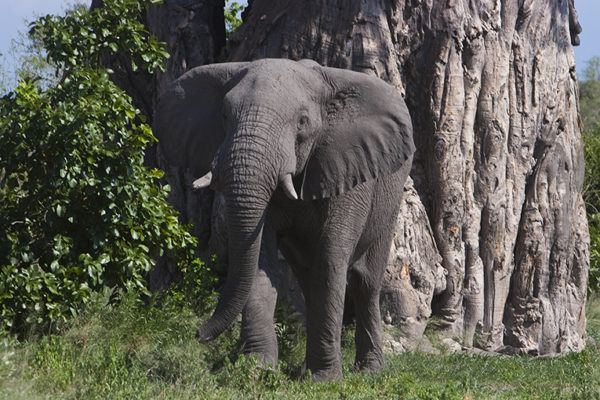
[153, 58, 415, 381]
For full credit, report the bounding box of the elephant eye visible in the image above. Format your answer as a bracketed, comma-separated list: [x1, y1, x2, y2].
[222, 111, 229, 130]
[297, 115, 309, 131]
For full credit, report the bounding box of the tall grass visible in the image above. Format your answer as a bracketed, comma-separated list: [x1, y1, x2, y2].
[1, 290, 599, 399]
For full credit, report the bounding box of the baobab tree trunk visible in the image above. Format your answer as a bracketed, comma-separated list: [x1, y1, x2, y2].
[224, 0, 588, 355]
[145, 0, 228, 290]
[107, 0, 589, 355]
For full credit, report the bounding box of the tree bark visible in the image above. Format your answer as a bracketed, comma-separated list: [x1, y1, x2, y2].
[225, 0, 588, 355]
[380, 177, 446, 342]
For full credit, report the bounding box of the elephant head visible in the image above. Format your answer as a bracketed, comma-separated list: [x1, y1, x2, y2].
[154, 58, 415, 342]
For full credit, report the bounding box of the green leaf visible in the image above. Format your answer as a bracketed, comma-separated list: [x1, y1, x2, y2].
[99, 254, 110, 264]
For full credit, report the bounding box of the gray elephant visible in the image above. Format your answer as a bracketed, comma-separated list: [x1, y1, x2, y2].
[154, 59, 415, 381]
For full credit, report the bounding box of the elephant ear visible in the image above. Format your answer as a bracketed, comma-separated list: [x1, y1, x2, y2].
[299, 67, 415, 200]
[154, 62, 248, 179]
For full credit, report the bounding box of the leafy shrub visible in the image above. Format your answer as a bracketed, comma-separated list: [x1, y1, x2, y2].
[0, 0, 199, 334]
[580, 57, 600, 135]
[224, 1, 244, 38]
[581, 62, 600, 293]
[584, 123, 600, 292]
[588, 214, 600, 293]
[583, 125, 600, 213]
[168, 256, 217, 315]
[273, 301, 306, 375]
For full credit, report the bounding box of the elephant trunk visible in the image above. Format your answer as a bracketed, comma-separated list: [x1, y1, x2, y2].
[196, 132, 278, 342]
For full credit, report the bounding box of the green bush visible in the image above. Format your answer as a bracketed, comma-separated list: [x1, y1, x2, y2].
[168, 255, 218, 316]
[588, 214, 600, 292]
[0, 0, 199, 334]
[224, 1, 244, 38]
[584, 123, 600, 292]
[581, 59, 600, 293]
[580, 57, 600, 135]
[584, 125, 600, 212]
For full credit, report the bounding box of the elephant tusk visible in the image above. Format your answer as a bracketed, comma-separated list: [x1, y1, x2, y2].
[281, 173, 298, 200]
[192, 171, 212, 190]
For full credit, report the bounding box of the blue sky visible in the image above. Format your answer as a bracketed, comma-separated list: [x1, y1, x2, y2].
[0, 0, 598, 77]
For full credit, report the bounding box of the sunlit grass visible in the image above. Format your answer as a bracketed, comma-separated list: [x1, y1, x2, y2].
[1, 291, 599, 399]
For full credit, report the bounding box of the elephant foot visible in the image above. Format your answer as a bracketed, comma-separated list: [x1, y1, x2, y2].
[306, 367, 343, 382]
[301, 359, 343, 381]
[354, 353, 386, 374]
[243, 340, 278, 368]
[298, 360, 342, 382]
[244, 351, 278, 368]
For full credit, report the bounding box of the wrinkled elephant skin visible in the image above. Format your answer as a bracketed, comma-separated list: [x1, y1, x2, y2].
[154, 59, 415, 381]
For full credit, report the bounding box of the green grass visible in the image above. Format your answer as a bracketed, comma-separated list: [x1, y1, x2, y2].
[1, 290, 599, 400]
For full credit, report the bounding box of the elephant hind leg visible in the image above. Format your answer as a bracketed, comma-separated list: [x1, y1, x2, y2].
[350, 159, 410, 372]
[348, 239, 391, 373]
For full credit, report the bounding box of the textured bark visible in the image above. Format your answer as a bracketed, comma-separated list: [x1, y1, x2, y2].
[224, 0, 588, 355]
[148, 0, 227, 290]
[380, 177, 446, 342]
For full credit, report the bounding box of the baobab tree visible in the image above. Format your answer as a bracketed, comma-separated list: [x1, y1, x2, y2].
[98, 0, 589, 356]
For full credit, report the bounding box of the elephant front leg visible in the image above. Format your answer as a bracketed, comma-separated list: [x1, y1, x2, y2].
[304, 258, 348, 381]
[241, 266, 278, 366]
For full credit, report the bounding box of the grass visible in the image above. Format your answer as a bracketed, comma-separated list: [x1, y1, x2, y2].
[1, 290, 599, 399]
